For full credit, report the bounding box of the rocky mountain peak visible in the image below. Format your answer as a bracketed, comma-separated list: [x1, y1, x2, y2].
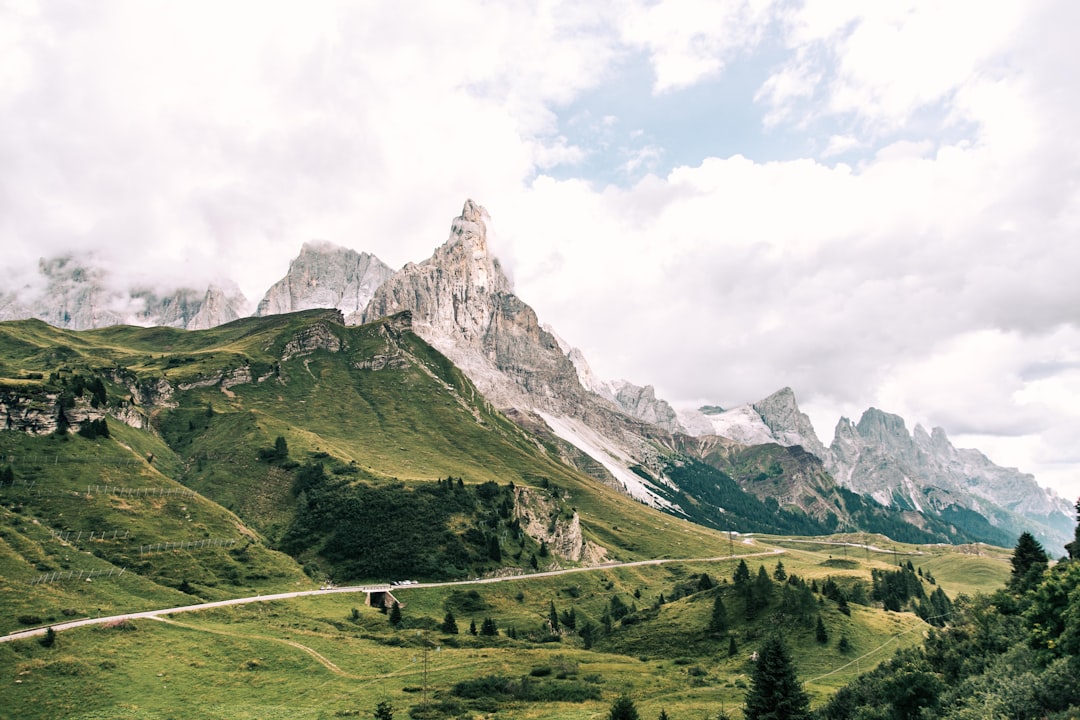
[751, 386, 828, 457]
[256, 241, 394, 321]
[362, 200, 577, 409]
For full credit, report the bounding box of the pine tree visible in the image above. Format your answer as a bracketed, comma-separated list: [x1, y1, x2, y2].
[815, 615, 828, 644]
[1009, 531, 1049, 592]
[708, 593, 729, 635]
[608, 694, 640, 720]
[40, 627, 56, 648]
[388, 601, 402, 626]
[743, 636, 811, 720]
[480, 617, 498, 636]
[773, 560, 787, 581]
[469, 619, 477, 636]
[658, 710, 670, 720]
[728, 635, 738, 657]
[733, 559, 751, 587]
[441, 610, 458, 634]
[548, 601, 560, 634]
[373, 700, 394, 720]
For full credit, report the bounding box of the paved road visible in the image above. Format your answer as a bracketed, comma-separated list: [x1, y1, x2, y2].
[2, 547, 782, 644]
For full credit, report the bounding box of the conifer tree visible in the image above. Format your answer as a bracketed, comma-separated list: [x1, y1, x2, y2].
[373, 700, 394, 720]
[815, 615, 828, 644]
[1009, 531, 1049, 592]
[388, 601, 402, 626]
[743, 636, 811, 720]
[733, 559, 751, 586]
[608, 694, 640, 720]
[441, 610, 458, 634]
[708, 593, 729, 635]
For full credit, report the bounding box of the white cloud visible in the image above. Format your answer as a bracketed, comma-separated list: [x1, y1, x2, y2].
[1, 0, 1078, 502]
[619, 0, 780, 92]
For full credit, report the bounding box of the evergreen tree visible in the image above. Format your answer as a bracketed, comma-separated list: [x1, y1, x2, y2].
[747, 565, 773, 619]
[441, 610, 458, 634]
[468, 619, 477, 636]
[728, 635, 738, 657]
[1009, 531, 1049, 592]
[733, 559, 751, 587]
[388, 601, 402, 626]
[480, 617, 498, 636]
[548, 601, 560, 634]
[608, 694, 640, 720]
[373, 700, 394, 720]
[658, 710, 670, 720]
[698, 573, 714, 591]
[815, 615, 828, 644]
[487, 534, 502, 561]
[274, 435, 289, 461]
[743, 636, 811, 720]
[708, 593, 729, 635]
[773, 560, 787, 581]
[837, 635, 851, 653]
[40, 627, 56, 648]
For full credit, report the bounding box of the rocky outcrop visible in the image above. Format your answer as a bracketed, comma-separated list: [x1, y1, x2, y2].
[513, 486, 607, 564]
[280, 320, 344, 361]
[256, 241, 393, 320]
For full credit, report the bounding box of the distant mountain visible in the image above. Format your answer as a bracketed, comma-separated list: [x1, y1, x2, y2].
[255, 241, 394, 321]
[0, 255, 246, 330]
[680, 389, 1072, 553]
[3, 200, 1070, 552]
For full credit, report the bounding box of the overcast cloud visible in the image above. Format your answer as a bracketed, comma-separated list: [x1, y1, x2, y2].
[1, 0, 1077, 499]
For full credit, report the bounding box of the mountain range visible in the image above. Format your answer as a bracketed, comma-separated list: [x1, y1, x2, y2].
[1, 200, 1072, 553]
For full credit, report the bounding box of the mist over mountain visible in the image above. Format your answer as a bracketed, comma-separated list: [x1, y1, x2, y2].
[0, 254, 246, 331]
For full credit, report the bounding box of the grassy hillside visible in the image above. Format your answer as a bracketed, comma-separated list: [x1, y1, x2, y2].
[0, 535, 1010, 720]
[0, 311, 1020, 719]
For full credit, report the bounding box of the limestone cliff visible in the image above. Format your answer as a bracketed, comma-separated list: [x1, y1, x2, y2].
[256, 241, 393, 320]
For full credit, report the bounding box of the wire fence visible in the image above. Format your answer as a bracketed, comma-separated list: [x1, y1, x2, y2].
[52, 528, 131, 542]
[0, 481, 197, 499]
[139, 538, 238, 556]
[1, 454, 144, 467]
[86, 485, 197, 499]
[30, 567, 127, 585]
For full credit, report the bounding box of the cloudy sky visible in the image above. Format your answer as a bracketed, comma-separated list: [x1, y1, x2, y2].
[2, 0, 1078, 499]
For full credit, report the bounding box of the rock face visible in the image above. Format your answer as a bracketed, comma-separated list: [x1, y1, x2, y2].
[824, 408, 1073, 552]
[0, 255, 247, 330]
[364, 200, 586, 411]
[362, 201, 680, 509]
[752, 387, 829, 459]
[256, 241, 394, 321]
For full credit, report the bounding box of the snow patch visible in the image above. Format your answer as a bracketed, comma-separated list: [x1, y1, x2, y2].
[536, 411, 679, 512]
[703, 405, 778, 445]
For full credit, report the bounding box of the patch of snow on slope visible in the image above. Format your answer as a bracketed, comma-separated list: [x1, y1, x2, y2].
[705, 405, 777, 445]
[536, 411, 680, 513]
[902, 476, 924, 512]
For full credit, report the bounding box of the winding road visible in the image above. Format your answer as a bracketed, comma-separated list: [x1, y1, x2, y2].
[2, 547, 782, 644]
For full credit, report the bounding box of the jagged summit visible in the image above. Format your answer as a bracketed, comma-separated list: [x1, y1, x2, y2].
[363, 200, 573, 409]
[255, 241, 393, 321]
